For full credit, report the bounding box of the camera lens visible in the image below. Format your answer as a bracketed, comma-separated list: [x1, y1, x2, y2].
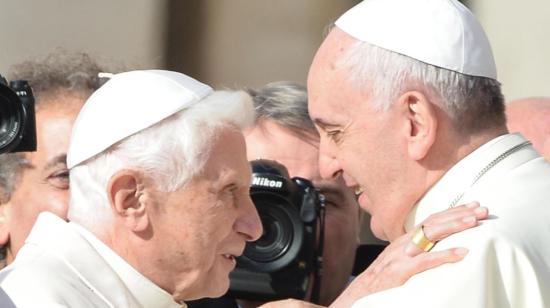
[0, 83, 26, 153]
[246, 200, 294, 262]
[239, 192, 304, 272]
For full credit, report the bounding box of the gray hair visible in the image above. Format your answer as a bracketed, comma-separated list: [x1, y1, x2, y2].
[248, 81, 317, 140]
[0, 50, 105, 202]
[68, 90, 255, 227]
[0, 156, 28, 203]
[340, 41, 506, 134]
[9, 49, 105, 104]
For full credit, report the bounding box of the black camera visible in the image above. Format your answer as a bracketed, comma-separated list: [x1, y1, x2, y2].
[0, 75, 37, 154]
[227, 160, 326, 303]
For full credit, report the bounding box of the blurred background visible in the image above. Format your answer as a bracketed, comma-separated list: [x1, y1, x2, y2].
[2, 0, 548, 100]
[1, 0, 548, 242]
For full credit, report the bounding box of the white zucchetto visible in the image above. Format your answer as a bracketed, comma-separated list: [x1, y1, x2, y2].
[67, 70, 213, 169]
[335, 0, 497, 79]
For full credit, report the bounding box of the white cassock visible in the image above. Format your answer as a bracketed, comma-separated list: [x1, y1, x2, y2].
[353, 133, 550, 308]
[0, 212, 184, 308]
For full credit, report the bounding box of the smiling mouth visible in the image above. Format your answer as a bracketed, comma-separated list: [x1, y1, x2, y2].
[354, 186, 365, 196]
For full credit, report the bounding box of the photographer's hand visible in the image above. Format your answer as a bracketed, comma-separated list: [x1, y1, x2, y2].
[329, 201, 488, 308]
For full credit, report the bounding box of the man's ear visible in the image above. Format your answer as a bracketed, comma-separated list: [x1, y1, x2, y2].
[0, 203, 11, 246]
[398, 91, 437, 161]
[107, 170, 149, 232]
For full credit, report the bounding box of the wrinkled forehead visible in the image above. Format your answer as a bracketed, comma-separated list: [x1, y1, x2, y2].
[200, 128, 251, 182]
[308, 28, 357, 86]
[307, 28, 363, 124]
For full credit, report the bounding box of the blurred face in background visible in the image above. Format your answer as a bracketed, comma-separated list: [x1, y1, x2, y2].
[245, 119, 361, 305]
[506, 97, 550, 161]
[0, 92, 84, 264]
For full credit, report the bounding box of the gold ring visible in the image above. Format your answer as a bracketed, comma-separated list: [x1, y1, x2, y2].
[411, 225, 435, 252]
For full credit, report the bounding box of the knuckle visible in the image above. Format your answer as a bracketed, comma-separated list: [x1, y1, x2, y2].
[386, 264, 399, 275]
[420, 252, 442, 268]
[424, 213, 438, 224]
[423, 225, 439, 242]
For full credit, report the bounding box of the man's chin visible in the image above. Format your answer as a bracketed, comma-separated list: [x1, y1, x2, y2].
[207, 271, 232, 298]
[370, 220, 390, 241]
[179, 284, 229, 303]
[207, 287, 230, 300]
[172, 272, 230, 302]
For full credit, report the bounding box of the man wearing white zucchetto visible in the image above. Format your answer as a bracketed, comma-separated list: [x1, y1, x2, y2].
[302, 0, 550, 307]
[0, 70, 264, 307]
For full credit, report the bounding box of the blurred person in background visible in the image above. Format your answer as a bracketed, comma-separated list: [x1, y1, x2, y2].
[242, 81, 364, 306]
[0, 51, 105, 267]
[506, 96, 550, 160]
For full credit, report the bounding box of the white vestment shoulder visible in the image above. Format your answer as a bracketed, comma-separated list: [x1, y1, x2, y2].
[353, 134, 550, 308]
[0, 212, 183, 308]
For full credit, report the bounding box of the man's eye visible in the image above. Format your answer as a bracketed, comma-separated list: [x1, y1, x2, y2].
[50, 169, 69, 178]
[47, 170, 70, 189]
[326, 130, 343, 143]
[223, 185, 239, 200]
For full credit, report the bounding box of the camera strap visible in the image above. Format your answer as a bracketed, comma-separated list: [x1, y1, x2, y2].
[310, 194, 327, 304]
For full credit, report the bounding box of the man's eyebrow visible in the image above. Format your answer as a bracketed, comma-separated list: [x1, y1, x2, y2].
[313, 118, 340, 130]
[43, 154, 68, 170]
[214, 169, 248, 191]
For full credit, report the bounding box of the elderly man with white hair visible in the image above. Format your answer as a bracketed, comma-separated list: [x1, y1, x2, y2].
[304, 0, 550, 307]
[0, 70, 263, 307]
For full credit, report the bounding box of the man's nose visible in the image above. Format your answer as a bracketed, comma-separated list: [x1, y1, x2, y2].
[318, 145, 343, 180]
[235, 195, 263, 242]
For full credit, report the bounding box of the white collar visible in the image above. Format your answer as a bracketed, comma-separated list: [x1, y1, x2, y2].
[70, 222, 185, 308]
[404, 133, 532, 231]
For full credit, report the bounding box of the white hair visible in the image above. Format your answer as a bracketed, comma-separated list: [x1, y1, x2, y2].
[68, 90, 255, 226]
[339, 40, 505, 133]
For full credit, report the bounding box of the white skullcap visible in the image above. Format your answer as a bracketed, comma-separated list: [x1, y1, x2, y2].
[335, 0, 497, 79]
[67, 70, 213, 169]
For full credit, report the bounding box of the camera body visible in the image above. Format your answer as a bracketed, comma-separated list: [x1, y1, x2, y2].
[0, 75, 37, 154]
[228, 160, 324, 301]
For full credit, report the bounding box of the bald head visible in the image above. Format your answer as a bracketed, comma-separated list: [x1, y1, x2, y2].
[506, 97, 550, 160]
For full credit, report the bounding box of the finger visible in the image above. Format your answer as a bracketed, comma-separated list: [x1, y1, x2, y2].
[404, 238, 426, 257]
[424, 202, 480, 221]
[364, 236, 408, 271]
[369, 242, 411, 275]
[428, 206, 488, 225]
[422, 202, 488, 225]
[413, 248, 468, 271]
[369, 231, 416, 270]
[375, 235, 424, 271]
[404, 248, 469, 277]
[371, 206, 482, 268]
[422, 211, 485, 242]
[406, 205, 486, 257]
[473, 205, 489, 219]
[404, 221, 470, 256]
[404, 224, 441, 257]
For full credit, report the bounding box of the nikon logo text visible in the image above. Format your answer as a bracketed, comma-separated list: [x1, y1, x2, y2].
[252, 177, 283, 188]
